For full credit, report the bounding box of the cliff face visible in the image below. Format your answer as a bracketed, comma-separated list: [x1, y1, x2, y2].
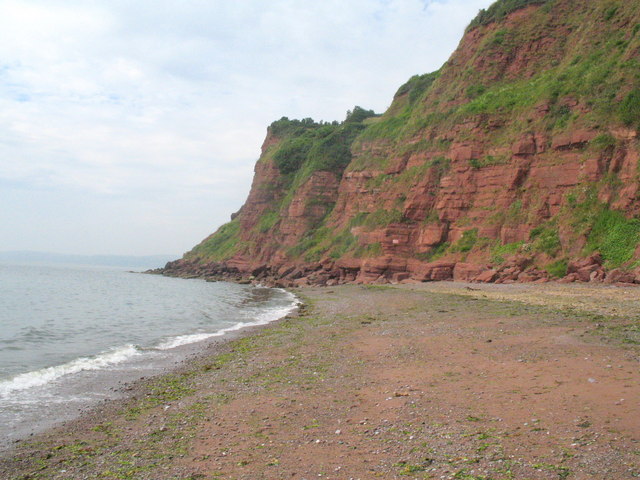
[165, 0, 640, 286]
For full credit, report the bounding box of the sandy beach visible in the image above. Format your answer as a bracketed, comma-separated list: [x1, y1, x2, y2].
[1, 282, 639, 479]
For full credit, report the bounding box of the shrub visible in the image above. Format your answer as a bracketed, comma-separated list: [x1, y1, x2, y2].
[546, 259, 568, 278]
[345, 106, 378, 123]
[273, 135, 313, 174]
[307, 124, 361, 173]
[269, 117, 318, 137]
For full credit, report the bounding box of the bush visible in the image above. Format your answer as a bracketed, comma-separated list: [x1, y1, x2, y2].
[546, 259, 568, 278]
[269, 117, 318, 137]
[273, 135, 313, 174]
[345, 106, 378, 123]
[307, 124, 362, 173]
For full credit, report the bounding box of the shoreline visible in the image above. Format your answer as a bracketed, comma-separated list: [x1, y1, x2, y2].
[0, 286, 300, 453]
[1, 282, 638, 479]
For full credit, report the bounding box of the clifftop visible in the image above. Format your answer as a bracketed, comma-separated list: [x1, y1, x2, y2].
[163, 0, 640, 286]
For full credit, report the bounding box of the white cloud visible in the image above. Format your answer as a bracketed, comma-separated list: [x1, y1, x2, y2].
[0, 0, 493, 255]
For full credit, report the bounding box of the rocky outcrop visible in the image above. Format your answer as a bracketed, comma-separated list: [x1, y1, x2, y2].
[161, 0, 640, 287]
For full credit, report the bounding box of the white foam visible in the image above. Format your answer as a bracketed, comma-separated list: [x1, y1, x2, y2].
[0, 290, 299, 398]
[156, 290, 299, 350]
[0, 344, 140, 398]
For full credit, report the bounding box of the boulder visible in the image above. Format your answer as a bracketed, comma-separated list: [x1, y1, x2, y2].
[408, 260, 455, 282]
[453, 263, 488, 282]
[604, 269, 636, 284]
[476, 269, 498, 283]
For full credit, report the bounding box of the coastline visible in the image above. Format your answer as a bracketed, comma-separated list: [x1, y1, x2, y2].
[0, 283, 299, 452]
[1, 282, 638, 479]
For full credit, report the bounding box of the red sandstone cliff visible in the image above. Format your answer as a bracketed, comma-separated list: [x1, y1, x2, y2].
[163, 0, 640, 286]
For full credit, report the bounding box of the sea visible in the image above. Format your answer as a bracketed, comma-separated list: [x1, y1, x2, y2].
[0, 262, 298, 448]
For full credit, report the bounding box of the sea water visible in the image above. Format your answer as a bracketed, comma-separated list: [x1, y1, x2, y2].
[0, 263, 298, 447]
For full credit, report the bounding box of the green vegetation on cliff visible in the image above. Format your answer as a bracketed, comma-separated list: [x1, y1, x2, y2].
[183, 0, 640, 278]
[273, 107, 378, 177]
[186, 219, 240, 262]
[467, 0, 550, 30]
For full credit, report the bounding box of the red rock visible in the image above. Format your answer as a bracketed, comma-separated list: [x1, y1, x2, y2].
[408, 261, 455, 282]
[604, 269, 636, 284]
[558, 273, 579, 283]
[453, 263, 487, 282]
[512, 133, 537, 156]
[417, 224, 448, 247]
[391, 272, 411, 283]
[551, 130, 597, 151]
[476, 270, 498, 283]
[517, 272, 538, 282]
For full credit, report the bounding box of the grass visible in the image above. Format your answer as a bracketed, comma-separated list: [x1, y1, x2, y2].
[584, 209, 640, 268]
[451, 229, 479, 253]
[466, 0, 550, 30]
[186, 218, 241, 262]
[491, 241, 524, 264]
[257, 209, 280, 233]
[363, 208, 405, 229]
[530, 224, 562, 256]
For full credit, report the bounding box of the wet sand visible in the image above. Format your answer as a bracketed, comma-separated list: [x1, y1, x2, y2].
[1, 282, 639, 479]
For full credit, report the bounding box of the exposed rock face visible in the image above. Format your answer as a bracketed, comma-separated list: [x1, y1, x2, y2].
[162, 0, 640, 286]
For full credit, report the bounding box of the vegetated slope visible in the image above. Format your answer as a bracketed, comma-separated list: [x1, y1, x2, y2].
[164, 0, 640, 286]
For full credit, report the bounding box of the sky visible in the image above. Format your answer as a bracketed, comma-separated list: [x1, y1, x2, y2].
[0, 0, 494, 257]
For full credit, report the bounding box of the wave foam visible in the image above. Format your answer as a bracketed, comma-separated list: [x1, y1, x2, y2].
[157, 290, 299, 350]
[0, 290, 300, 398]
[0, 344, 140, 398]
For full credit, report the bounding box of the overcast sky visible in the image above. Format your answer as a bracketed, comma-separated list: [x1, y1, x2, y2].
[0, 0, 493, 257]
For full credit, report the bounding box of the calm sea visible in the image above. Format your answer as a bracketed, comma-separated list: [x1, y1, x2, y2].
[0, 263, 297, 447]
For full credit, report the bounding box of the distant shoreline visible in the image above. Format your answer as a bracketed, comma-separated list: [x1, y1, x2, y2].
[0, 251, 176, 269]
